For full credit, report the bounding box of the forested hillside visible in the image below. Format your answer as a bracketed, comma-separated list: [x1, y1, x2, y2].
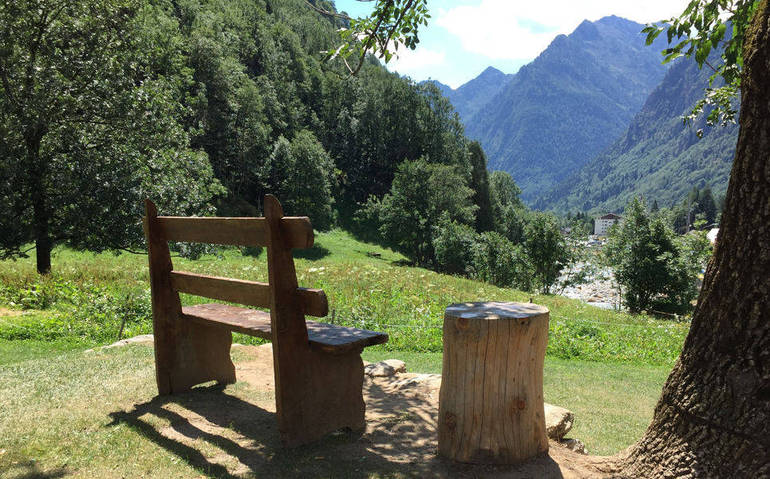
[536, 52, 739, 213]
[464, 16, 669, 201]
[0, 0, 481, 271]
[164, 0, 474, 222]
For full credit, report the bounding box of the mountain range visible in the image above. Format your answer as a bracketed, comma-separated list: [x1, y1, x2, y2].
[426, 67, 514, 122]
[437, 15, 738, 212]
[464, 16, 670, 201]
[535, 53, 738, 213]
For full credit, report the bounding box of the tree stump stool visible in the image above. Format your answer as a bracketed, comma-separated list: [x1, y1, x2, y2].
[438, 302, 549, 464]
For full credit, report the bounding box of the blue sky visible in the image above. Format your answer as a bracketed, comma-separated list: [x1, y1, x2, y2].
[334, 0, 690, 88]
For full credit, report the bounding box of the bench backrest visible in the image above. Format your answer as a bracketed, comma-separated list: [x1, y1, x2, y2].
[143, 194, 327, 347]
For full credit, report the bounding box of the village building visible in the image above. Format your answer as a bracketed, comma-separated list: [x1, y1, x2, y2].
[594, 213, 622, 236]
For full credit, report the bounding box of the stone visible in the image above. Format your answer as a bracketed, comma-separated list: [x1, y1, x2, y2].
[102, 334, 155, 349]
[382, 359, 406, 373]
[562, 438, 587, 455]
[544, 403, 574, 440]
[390, 373, 441, 390]
[365, 359, 406, 377]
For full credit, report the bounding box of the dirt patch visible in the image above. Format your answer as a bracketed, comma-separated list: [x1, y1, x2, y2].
[114, 344, 621, 477]
[0, 307, 24, 317]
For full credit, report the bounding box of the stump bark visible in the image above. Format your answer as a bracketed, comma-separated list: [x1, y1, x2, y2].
[438, 302, 549, 464]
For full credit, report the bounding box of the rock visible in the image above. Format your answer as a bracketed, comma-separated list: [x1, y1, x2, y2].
[544, 403, 574, 440]
[562, 438, 587, 455]
[382, 359, 406, 373]
[390, 373, 441, 390]
[365, 359, 407, 377]
[103, 334, 155, 349]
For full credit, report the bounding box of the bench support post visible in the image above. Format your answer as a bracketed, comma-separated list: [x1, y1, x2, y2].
[264, 195, 366, 446]
[144, 200, 235, 394]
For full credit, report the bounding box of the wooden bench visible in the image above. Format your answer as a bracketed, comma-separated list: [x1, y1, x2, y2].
[143, 194, 388, 446]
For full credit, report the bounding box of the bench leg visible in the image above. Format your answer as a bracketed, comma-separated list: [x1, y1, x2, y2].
[158, 321, 236, 394]
[277, 349, 366, 447]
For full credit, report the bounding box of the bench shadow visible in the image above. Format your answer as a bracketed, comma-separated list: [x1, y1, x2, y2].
[107, 381, 565, 478]
[107, 384, 430, 478]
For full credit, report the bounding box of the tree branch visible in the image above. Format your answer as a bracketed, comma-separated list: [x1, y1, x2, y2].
[703, 58, 719, 73]
[303, 0, 352, 21]
[382, 0, 414, 55]
[351, 0, 394, 75]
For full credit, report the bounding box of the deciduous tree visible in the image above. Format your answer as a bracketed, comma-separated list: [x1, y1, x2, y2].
[0, 0, 221, 273]
[622, 1, 770, 475]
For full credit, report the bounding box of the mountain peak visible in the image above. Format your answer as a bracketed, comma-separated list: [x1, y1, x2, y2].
[480, 66, 504, 77]
[463, 14, 670, 202]
[573, 19, 600, 40]
[595, 15, 641, 29]
[439, 67, 514, 121]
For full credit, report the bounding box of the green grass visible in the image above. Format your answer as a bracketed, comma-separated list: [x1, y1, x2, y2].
[0, 336, 94, 364]
[0, 231, 682, 475]
[0, 341, 667, 478]
[0, 229, 690, 366]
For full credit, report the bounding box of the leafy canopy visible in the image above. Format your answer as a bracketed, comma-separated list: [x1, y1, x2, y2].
[643, 0, 761, 130]
[317, 0, 430, 74]
[0, 0, 222, 272]
[605, 198, 707, 314]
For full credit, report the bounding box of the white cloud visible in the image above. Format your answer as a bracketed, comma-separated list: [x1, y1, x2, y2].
[436, 0, 690, 61]
[386, 47, 447, 79]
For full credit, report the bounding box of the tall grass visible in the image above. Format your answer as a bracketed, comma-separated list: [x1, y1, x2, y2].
[0, 230, 689, 365]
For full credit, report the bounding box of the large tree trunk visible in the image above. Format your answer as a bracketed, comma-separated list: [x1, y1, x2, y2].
[621, 2, 770, 477]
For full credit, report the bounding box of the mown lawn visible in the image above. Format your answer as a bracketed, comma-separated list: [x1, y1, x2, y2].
[0, 340, 669, 478]
[0, 230, 686, 476]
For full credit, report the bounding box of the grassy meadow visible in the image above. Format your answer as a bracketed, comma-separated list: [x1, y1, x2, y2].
[0, 230, 689, 476]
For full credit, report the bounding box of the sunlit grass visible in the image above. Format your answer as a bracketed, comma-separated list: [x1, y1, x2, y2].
[0, 229, 689, 365]
[0, 231, 683, 474]
[0, 341, 668, 478]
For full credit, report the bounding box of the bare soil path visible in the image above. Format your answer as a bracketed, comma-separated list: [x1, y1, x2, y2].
[114, 344, 620, 478]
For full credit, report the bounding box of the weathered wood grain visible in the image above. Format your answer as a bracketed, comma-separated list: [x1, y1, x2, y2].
[170, 271, 328, 317]
[144, 195, 386, 447]
[144, 200, 235, 395]
[157, 216, 313, 249]
[438, 302, 549, 464]
[263, 194, 370, 446]
[181, 303, 387, 353]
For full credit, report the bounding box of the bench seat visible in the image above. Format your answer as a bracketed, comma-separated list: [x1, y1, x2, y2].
[182, 303, 388, 354]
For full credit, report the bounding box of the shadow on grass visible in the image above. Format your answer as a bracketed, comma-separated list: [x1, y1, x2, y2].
[107, 383, 565, 478]
[292, 244, 330, 261]
[390, 259, 415, 267]
[353, 250, 388, 261]
[0, 460, 69, 479]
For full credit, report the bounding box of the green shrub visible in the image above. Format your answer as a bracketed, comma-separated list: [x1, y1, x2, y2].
[432, 216, 477, 275]
[524, 212, 569, 294]
[472, 231, 533, 290]
[0, 279, 151, 342]
[605, 198, 708, 314]
[377, 159, 477, 266]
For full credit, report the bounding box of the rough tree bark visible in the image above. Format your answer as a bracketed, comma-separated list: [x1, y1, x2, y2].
[621, 2, 770, 476]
